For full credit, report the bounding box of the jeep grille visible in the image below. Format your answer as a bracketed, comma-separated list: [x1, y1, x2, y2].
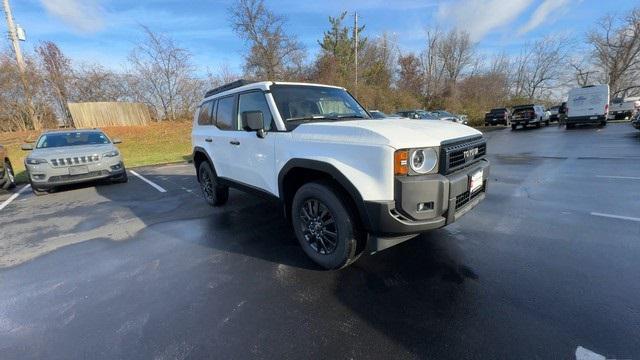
[50, 155, 100, 167]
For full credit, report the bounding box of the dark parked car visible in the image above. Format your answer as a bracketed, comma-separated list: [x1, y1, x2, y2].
[368, 110, 403, 119]
[0, 143, 17, 191]
[632, 112, 640, 130]
[484, 108, 510, 126]
[395, 110, 439, 120]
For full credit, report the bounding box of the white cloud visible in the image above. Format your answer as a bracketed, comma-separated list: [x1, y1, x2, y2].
[518, 0, 572, 35]
[40, 0, 106, 33]
[437, 0, 534, 42]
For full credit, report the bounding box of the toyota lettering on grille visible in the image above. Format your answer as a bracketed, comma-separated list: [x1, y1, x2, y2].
[463, 147, 478, 162]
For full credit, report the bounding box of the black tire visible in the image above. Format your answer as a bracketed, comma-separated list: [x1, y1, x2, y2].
[198, 161, 228, 206]
[1, 160, 16, 190]
[600, 121, 607, 127]
[511, 124, 517, 130]
[112, 168, 128, 183]
[31, 184, 49, 196]
[545, 120, 550, 126]
[566, 123, 574, 129]
[291, 181, 364, 270]
[535, 121, 541, 128]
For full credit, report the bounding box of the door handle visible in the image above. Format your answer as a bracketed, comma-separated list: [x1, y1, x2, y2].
[229, 140, 240, 146]
[205, 138, 213, 143]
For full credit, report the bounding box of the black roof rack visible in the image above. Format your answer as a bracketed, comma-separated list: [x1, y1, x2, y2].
[204, 79, 255, 98]
[512, 104, 535, 108]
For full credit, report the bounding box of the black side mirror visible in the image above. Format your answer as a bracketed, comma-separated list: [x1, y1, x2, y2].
[242, 111, 267, 138]
[112, 138, 122, 144]
[21, 143, 33, 151]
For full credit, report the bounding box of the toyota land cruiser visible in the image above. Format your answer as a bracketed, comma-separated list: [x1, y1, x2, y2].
[192, 80, 490, 269]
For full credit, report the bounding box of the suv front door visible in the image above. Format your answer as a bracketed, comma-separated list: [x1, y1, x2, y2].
[231, 91, 277, 195]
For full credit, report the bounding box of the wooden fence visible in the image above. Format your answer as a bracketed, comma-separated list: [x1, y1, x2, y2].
[68, 102, 152, 128]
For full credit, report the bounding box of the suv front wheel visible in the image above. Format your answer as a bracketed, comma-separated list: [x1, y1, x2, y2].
[198, 162, 228, 206]
[291, 181, 363, 269]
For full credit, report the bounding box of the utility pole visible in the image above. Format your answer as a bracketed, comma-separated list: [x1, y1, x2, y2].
[2, 0, 38, 129]
[353, 11, 358, 97]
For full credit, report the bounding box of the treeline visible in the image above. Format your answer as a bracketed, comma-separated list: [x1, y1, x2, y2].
[1, 0, 638, 131]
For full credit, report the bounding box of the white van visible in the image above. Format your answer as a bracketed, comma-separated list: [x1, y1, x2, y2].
[566, 85, 609, 129]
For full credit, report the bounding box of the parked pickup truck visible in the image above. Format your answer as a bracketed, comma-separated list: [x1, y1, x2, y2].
[608, 97, 640, 120]
[511, 104, 549, 130]
[484, 108, 510, 126]
[192, 80, 490, 269]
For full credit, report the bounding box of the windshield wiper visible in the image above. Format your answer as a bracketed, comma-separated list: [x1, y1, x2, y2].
[336, 114, 367, 119]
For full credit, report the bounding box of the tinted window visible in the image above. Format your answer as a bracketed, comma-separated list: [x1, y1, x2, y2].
[216, 96, 235, 130]
[36, 132, 110, 149]
[198, 101, 214, 125]
[237, 92, 274, 130]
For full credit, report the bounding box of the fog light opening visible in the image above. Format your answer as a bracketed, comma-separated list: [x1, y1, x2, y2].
[417, 202, 434, 212]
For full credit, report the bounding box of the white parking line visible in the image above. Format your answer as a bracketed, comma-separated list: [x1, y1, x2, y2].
[590, 212, 640, 223]
[129, 170, 167, 193]
[575, 346, 605, 360]
[0, 184, 31, 211]
[596, 175, 640, 180]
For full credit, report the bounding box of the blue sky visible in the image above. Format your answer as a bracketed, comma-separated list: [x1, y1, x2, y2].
[6, 0, 638, 75]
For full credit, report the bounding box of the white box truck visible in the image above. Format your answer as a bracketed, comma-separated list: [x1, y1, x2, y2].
[566, 85, 609, 129]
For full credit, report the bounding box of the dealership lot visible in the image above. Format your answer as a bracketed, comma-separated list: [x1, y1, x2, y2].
[1, 124, 639, 359]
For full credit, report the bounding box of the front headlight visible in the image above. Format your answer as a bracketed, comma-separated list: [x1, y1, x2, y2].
[103, 150, 119, 157]
[410, 148, 438, 174]
[26, 158, 47, 165]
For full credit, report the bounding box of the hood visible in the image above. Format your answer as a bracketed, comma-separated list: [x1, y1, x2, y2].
[30, 144, 117, 159]
[291, 119, 482, 149]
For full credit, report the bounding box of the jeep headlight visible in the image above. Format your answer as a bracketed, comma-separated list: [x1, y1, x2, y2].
[410, 148, 438, 174]
[103, 150, 119, 157]
[26, 158, 47, 165]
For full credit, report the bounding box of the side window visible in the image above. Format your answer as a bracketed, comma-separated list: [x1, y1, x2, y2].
[198, 101, 214, 125]
[237, 91, 274, 130]
[216, 96, 235, 130]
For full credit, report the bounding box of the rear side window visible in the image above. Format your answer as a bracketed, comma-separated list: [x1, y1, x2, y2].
[216, 96, 235, 130]
[198, 101, 214, 125]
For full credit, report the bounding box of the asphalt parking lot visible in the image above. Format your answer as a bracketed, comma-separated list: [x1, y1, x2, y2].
[1, 123, 639, 359]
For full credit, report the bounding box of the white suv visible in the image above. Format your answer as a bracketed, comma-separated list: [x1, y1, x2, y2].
[192, 80, 490, 269]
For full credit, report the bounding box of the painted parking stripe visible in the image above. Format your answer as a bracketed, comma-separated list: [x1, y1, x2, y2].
[590, 212, 640, 223]
[129, 170, 167, 193]
[596, 175, 640, 180]
[575, 346, 605, 360]
[0, 184, 31, 211]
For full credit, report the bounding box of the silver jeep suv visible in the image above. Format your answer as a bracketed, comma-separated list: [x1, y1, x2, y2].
[22, 129, 128, 195]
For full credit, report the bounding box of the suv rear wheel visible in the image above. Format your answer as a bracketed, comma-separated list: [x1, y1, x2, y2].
[291, 181, 363, 269]
[198, 161, 228, 206]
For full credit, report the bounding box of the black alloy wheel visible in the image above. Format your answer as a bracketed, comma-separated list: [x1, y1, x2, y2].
[299, 198, 338, 255]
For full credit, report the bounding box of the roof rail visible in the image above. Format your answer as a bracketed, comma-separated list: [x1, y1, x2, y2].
[204, 79, 255, 98]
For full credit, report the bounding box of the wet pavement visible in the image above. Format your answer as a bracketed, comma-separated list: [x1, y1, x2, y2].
[1, 124, 639, 359]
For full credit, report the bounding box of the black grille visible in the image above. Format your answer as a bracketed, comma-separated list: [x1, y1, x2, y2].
[440, 136, 487, 174]
[455, 185, 485, 210]
[48, 170, 110, 183]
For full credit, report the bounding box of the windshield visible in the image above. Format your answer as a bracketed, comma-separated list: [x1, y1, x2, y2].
[270, 85, 370, 126]
[370, 111, 388, 119]
[36, 132, 111, 149]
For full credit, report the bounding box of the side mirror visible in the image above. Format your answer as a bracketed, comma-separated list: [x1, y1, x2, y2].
[242, 111, 266, 138]
[112, 138, 122, 144]
[21, 144, 33, 151]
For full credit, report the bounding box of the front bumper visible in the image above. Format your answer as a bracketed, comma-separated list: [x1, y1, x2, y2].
[26, 158, 125, 188]
[364, 159, 489, 248]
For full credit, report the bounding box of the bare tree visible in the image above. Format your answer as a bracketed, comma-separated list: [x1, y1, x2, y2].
[438, 29, 474, 83]
[230, 0, 305, 80]
[36, 41, 73, 126]
[128, 26, 197, 120]
[397, 53, 424, 97]
[587, 8, 640, 97]
[71, 63, 128, 102]
[511, 36, 568, 100]
[206, 62, 241, 88]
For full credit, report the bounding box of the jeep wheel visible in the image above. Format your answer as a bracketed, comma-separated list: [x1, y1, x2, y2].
[292, 181, 363, 270]
[511, 124, 517, 130]
[198, 161, 228, 206]
[1, 160, 16, 190]
[112, 168, 128, 183]
[31, 185, 49, 196]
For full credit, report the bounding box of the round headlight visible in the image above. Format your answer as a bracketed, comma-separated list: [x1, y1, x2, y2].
[410, 148, 437, 174]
